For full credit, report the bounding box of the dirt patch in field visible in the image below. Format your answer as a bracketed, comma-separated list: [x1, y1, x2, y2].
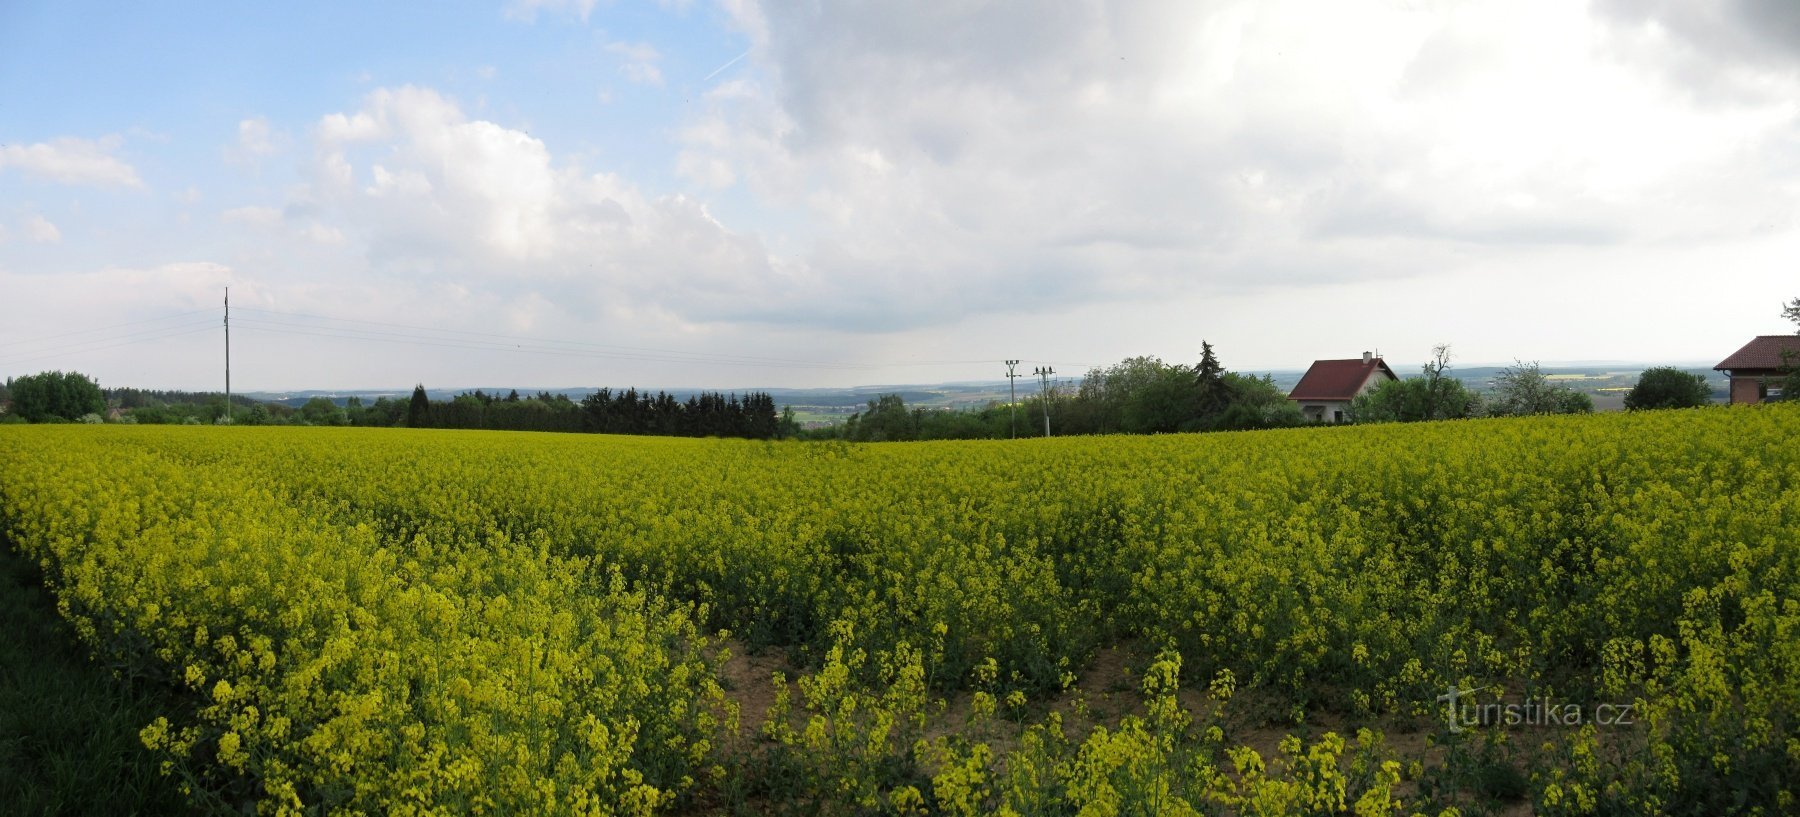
[714, 639, 796, 735]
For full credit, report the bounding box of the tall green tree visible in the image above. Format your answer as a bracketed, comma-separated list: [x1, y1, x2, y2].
[1624, 368, 1713, 410]
[8, 371, 105, 422]
[1194, 341, 1230, 420]
[406, 384, 431, 428]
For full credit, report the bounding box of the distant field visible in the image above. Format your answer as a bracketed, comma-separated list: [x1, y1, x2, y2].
[2, 406, 1794, 814]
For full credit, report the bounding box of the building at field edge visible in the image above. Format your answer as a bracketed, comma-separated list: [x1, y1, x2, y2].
[1288, 352, 1399, 423]
[1714, 335, 1800, 404]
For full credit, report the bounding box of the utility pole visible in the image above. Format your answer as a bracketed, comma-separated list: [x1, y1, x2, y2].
[224, 286, 231, 424]
[1004, 360, 1021, 439]
[1033, 365, 1054, 437]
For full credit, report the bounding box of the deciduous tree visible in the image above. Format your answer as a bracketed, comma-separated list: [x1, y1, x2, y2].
[1624, 368, 1713, 410]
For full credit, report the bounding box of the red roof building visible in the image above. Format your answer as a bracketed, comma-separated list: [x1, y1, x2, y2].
[1289, 352, 1399, 423]
[1713, 335, 1800, 404]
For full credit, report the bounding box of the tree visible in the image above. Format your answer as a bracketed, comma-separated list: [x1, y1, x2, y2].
[847, 394, 918, 442]
[1419, 344, 1472, 421]
[1624, 368, 1713, 410]
[1777, 297, 1800, 401]
[407, 384, 431, 428]
[1346, 347, 1479, 423]
[298, 396, 349, 426]
[1216, 372, 1304, 430]
[1119, 366, 1191, 433]
[1488, 361, 1592, 416]
[9, 370, 106, 422]
[1194, 341, 1231, 420]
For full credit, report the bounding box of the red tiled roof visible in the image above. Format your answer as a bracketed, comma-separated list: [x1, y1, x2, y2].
[1714, 335, 1800, 371]
[1288, 358, 1399, 401]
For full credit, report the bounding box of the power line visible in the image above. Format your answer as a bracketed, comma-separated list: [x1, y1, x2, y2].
[0, 309, 216, 350]
[0, 323, 218, 370]
[235, 305, 885, 369]
[231, 305, 1014, 371]
[232, 318, 885, 371]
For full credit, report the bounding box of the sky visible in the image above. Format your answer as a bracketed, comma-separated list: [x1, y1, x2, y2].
[2, 0, 1798, 392]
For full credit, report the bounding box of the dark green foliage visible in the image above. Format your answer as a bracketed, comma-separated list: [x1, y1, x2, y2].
[1624, 368, 1713, 410]
[0, 540, 195, 816]
[7, 370, 106, 422]
[578, 388, 783, 439]
[830, 343, 1303, 441]
[107, 388, 257, 424]
[406, 384, 430, 428]
[1350, 378, 1480, 423]
[1349, 345, 1481, 424]
[297, 396, 349, 426]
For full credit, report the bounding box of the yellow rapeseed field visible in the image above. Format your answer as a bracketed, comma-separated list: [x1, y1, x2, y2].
[1, 404, 1795, 814]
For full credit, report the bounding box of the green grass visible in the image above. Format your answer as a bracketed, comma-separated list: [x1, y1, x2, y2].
[0, 538, 194, 816]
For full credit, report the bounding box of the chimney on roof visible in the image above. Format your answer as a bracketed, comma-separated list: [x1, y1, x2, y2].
[1362, 351, 1372, 364]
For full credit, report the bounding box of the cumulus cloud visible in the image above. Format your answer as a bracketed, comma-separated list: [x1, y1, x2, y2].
[23, 215, 61, 244]
[104, 1, 1799, 369]
[0, 135, 143, 188]
[222, 205, 283, 227]
[664, 0, 1800, 331]
[503, 0, 596, 23]
[225, 116, 283, 165]
[606, 40, 665, 87]
[283, 85, 783, 326]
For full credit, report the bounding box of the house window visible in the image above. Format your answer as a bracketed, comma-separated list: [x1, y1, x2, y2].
[1333, 409, 1344, 423]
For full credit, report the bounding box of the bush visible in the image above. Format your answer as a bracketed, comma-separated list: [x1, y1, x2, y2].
[1624, 367, 1713, 410]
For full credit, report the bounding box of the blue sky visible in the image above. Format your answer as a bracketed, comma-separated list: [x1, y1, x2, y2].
[3, 1, 1799, 391]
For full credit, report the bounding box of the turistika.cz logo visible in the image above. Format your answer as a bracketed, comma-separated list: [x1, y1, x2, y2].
[1437, 685, 1636, 734]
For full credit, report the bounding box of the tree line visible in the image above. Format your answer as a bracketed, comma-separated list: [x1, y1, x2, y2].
[327, 386, 792, 439]
[817, 343, 1306, 442]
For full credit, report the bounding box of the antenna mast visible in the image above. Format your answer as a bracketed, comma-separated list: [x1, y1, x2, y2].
[1033, 365, 1055, 437]
[224, 286, 231, 424]
[1004, 360, 1021, 439]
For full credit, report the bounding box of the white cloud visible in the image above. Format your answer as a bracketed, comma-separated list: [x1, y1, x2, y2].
[298, 223, 345, 245]
[620, 62, 665, 87]
[0, 135, 143, 188]
[503, 0, 595, 22]
[225, 117, 283, 166]
[23, 215, 61, 244]
[221, 205, 283, 227]
[672, 0, 1800, 332]
[283, 85, 779, 325]
[606, 40, 665, 87]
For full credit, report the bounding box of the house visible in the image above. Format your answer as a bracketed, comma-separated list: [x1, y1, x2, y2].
[1289, 352, 1399, 423]
[1713, 335, 1800, 404]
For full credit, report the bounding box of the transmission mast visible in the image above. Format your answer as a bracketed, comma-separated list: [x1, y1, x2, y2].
[1033, 365, 1055, 437]
[224, 286, 231, 424]
[1004, 360, 1021, 439]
